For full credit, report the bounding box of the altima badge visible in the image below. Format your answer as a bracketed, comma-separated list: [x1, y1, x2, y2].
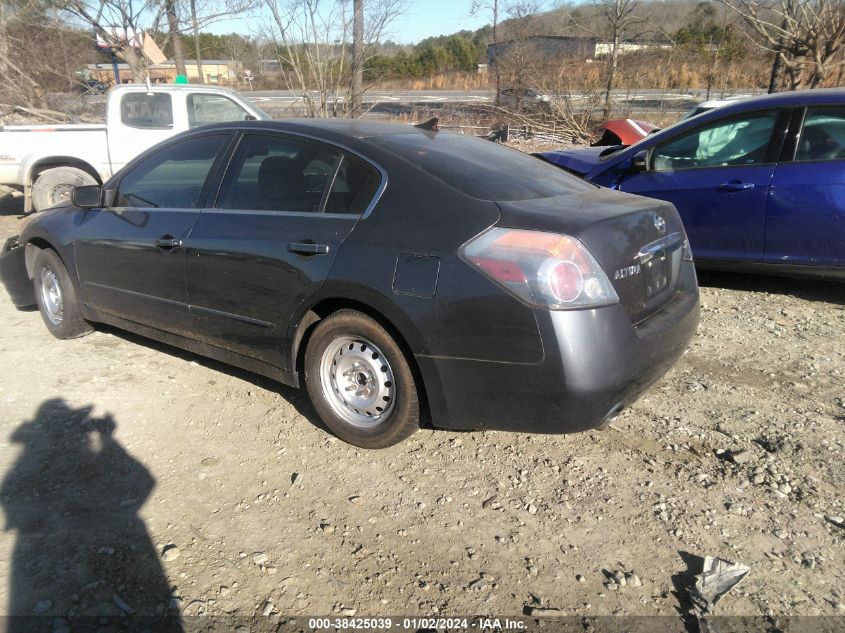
[614, 264, 641, 280]
[654, 213, 667, 234]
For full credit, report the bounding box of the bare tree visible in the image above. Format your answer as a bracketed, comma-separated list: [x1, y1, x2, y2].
[263, 0, 401, 117]
[0, 0, 51, 107]
[165, 0, 188, 76]
[594, 0, 644, 117]
[179, 0, 260, 83]
[350, 0, 363, 116]
[471, 0, 501, 103]
[221, 34, 260, 86]
[189, 0, 204, 82]
[55, 0, 166, 80]
[721, 0, 845, 90]
[496, 0, 546, 104]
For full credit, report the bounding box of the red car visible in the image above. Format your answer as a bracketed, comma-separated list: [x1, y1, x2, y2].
[591, 118, 658, 146]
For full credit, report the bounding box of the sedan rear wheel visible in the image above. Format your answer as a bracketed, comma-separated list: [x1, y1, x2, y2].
[305, 310, 419, 448]
[32, 248, 93, 339]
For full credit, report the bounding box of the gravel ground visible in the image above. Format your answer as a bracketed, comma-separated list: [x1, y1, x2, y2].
[0, 184, 842, 627]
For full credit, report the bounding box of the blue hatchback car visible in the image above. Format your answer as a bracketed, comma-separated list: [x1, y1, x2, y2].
[538, 89, 845, 279]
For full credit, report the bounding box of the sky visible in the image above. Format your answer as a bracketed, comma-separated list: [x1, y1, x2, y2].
[207, 0, 493, 45]
[382, 0, 491, 43]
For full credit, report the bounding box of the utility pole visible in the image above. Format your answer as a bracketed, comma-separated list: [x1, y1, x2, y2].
[351, 0, 364, 117]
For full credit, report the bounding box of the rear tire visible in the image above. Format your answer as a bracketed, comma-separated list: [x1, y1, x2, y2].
[304, 310, 419, 448]
[31, 167, 96, 212]
[32, 248, 93, 339]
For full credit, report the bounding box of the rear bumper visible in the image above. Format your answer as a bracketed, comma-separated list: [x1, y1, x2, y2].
[417, 269, 700, 433]
[0, 236, 34, 307]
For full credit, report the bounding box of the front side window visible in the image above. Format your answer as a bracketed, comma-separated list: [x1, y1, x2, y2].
[120, 93, 174, 129]
[187, 94, 253, 128]
[796, 106, 845, 162]
[218, 134, 347, 213]
[653, 110, 779, 171]
[115, 134, 228, 208]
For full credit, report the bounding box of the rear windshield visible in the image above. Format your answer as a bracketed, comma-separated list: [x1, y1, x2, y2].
[373, 132, 595, 201]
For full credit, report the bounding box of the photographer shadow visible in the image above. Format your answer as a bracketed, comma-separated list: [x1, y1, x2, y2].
[0, 398, 181, 631]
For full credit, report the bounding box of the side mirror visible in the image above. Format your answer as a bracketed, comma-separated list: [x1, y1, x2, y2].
[244, 114, 257, 121]
[72, 185, 103, 208]
[630, 150, 649, 173]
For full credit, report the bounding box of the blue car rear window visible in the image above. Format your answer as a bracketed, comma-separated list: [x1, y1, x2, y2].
[374, 132, 595, 201]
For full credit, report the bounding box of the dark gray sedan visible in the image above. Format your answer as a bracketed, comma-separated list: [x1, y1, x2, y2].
[0, 120, 700, 448]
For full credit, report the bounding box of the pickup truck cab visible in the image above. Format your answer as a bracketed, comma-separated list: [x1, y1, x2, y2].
[0, 84, 268, 212]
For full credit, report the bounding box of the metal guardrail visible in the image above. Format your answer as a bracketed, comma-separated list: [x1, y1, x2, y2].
[438, 123, 572, 145]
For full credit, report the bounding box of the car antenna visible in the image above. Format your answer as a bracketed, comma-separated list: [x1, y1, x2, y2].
[415, 117, 439, 132]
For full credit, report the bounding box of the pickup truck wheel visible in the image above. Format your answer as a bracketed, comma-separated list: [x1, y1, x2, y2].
[31, 167, 96, 212]
[32, 248, 93, 339]
[304, 310, 420, 448]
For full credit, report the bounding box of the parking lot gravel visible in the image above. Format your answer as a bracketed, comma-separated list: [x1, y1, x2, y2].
[0, 186, 842, 624]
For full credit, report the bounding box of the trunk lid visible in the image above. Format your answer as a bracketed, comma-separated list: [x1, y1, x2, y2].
[497, 187, 687, 323]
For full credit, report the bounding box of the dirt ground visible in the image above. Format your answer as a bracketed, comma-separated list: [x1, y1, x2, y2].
[0, 184, 842, 628]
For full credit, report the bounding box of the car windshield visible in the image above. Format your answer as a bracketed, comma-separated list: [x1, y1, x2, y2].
[374, 132, 595, 201]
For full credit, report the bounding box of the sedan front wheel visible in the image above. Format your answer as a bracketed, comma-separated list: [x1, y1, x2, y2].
[305, 310, 419, 448]
[32, 248, 93, 339]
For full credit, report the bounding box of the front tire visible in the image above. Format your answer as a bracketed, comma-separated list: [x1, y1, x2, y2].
[31, 167, 97, 212]
[304, 310, 419, 448]
[32, 248, 93, 339]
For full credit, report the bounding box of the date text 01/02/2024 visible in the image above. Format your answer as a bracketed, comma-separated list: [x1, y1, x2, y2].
[307, 617, 527, 630]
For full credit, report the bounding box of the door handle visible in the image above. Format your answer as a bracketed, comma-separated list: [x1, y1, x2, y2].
[717, 181, 755, 192]
[154, 236, 183, 249]
[288, 242, 329, 255]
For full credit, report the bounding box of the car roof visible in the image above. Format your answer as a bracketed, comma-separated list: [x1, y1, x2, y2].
[642, 88, 845, 145]
[696, 97, 745, 108]
[700, 88, 845, 115]
[107, 84, 241, 95]
[195, 118, 436, 141]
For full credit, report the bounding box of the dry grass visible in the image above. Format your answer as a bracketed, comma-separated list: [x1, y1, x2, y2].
[364, 48, 819, 95]
[371, 73, 491, 91]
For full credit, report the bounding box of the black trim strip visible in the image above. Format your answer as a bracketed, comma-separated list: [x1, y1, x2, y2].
[85, 282, 185, 307]
[188, 303, 274, 328]
[86, 281, 275, 327]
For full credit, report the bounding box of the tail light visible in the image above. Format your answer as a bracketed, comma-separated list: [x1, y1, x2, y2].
[460, 227, 619, 310]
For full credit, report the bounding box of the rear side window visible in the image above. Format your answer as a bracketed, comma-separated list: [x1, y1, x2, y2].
[121, 93, 173, 129]
[373, 133, 594, 201]
[796, 106, 845, 162]
[115, 134, 227, 208]
[187, 94, 253, 128]
[324, 154, 380, 214]
[218, 134, 341, 212]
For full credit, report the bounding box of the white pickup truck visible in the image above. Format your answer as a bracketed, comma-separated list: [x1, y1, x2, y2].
[0, 84, 268, 212]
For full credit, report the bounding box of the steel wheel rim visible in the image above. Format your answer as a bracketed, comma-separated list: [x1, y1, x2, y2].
[40, 266, 63, 325]
[49, 183, 75, 206]
[319, 335, 396, 429]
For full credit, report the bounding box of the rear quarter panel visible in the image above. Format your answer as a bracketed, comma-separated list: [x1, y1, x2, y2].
[295, 159, 546, 365]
